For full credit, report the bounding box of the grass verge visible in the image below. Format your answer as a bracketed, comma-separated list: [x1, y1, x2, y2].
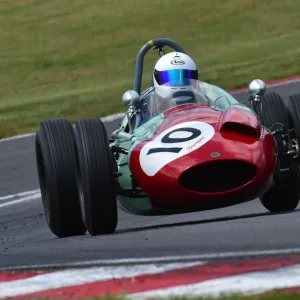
[1, 0, 300, 137]
[16, 291, 300, 300]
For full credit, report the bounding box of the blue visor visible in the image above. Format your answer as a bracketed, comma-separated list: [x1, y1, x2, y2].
[154, 69, 198, 86]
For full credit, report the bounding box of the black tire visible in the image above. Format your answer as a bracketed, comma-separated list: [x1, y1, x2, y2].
[257, 92, 300, 212]
[260, 168, 300, 212]
[74, 119, 118, 236]
[258, 91, 292, 169]
[287, 93, 300, 140]
[35, 119, 86, 237]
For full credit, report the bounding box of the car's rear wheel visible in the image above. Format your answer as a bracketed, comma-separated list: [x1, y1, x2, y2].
[259, 92, 292, 169]
[287, 93, 300, 140]
[257, 92, 300, 212]
[35, 119, 86, 237]
[74, 119, 118, 236]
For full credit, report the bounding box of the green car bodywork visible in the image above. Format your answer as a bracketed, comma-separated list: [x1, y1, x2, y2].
[111, 81, 252, 215]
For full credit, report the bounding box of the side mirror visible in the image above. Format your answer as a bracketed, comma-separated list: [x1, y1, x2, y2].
[122, 90, 141, 108]
[248, 79, 267, 97]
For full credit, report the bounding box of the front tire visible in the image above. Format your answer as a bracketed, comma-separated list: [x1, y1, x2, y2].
[260, 168, 300, 212]
[35, 119, 86, 237]
[257, 92, 300, 212]
[74, 119, 118, 236]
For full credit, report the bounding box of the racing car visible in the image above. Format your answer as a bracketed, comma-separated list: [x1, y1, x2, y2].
[35, 38, 300, 238]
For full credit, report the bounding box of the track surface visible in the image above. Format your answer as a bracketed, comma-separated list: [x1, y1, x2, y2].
[1, 81, 300, 269]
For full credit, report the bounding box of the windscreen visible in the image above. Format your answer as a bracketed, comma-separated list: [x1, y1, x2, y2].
[144, 79, 240, 119]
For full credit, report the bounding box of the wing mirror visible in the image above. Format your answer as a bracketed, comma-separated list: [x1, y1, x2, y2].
[248, 79, 267, 97]
[122, 90, 141, 108]
[248, 79, 267, 117]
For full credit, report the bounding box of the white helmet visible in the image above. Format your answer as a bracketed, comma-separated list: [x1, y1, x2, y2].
[153, 52, 199, 99]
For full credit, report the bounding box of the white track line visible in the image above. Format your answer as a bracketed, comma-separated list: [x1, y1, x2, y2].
[0, 133, 36, 143]
[0, 189, 40, 201]
[100, 112, 125, 122]
[0, 192, 41, 208]
[0, 113, 125, 143]
[0, 262, 202, 298]
[130, 264, 300, 299]
[3, 248, 300, 271]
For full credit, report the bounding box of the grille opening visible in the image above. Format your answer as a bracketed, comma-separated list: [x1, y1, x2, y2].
[179, 160, 256, 193]
[221, 122, 258, 138]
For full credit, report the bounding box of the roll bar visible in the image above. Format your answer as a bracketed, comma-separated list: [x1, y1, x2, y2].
[133, 38, 186, 94]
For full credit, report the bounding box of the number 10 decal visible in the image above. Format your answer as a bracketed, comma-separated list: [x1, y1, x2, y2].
[147, 127, 201, 155]
[139, 121, 215, 176]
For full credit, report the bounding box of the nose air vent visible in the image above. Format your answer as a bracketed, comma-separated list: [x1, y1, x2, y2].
[221, 122, 258, 138]
[179, 160, 256, 193]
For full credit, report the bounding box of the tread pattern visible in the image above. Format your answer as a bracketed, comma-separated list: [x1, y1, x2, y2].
[36, 118, 86, 237]
[260, 168, 300, 212]
[287, 93, 300, 139]
[259, 92, 291, 130]
[75, 119, 117, 236]
[256, 92, 300, 212]
[258, 91, 292, 169]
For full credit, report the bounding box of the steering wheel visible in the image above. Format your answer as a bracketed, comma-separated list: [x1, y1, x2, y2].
[133, 38, 186, 94]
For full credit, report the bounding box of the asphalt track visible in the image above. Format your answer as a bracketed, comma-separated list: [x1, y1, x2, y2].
[1, 80, 300, 270]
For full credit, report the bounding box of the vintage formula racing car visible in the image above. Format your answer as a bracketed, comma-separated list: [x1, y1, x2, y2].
[35, 38, 300, 237]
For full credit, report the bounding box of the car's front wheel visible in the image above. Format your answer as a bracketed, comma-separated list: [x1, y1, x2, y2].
[35, 119, 86, 237]
[74, 119, 118, 236]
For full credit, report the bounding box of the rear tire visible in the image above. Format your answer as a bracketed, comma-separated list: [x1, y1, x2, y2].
[258, 91, 292, 169]
[287, 93, 300, 140]
[35, 119, 86, 237]
[257, 92, 300, 212]
[74, 119, 118, 236]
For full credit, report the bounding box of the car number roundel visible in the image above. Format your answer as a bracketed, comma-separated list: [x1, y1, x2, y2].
[139, 121, 215, 176]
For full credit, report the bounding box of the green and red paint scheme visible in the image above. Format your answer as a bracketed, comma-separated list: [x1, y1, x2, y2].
[113, 83, 276, 215]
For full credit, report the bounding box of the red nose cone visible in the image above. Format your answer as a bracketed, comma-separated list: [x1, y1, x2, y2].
[130, 105, 276, 209]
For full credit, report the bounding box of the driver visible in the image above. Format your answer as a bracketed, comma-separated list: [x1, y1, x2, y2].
[139, 52, 210, 123]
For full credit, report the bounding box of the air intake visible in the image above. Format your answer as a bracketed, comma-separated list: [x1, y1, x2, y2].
[179, 160, 256, 193]
[221, 122, 258, 138]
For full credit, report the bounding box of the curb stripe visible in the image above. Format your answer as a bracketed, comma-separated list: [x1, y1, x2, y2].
[130, 264, 300, 299]
[0, 262, 202, 298]
[0, 272, 48, 283]
[27, 257, 300, 298]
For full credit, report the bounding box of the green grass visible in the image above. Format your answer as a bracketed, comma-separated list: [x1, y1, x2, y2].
[17, 291, 300, 300]
[1, 0, 300, 137]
